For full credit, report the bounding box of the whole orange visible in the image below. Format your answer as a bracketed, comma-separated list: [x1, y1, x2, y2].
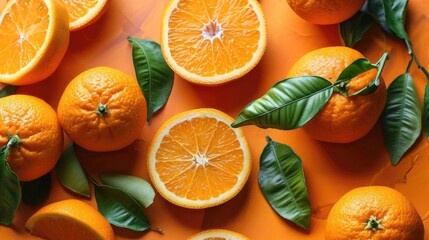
[325, 186, 424, 240]
[287, 46, 387, 143]
[57, 66, 146, 152]
[0, 94, 63, 181]
[286, 0, 365, 25]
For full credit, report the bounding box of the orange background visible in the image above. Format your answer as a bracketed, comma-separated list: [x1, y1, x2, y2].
[1, 0, 429, 239]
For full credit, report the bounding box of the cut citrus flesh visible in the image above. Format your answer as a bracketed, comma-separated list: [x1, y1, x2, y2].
[161, 0, 267, 85]
[188, 229, 249, 240]
[0, 0, 69, 85]
[62, 0, 109, 31]
[25, 199, 114, 240]
[148, 108, 251, 209]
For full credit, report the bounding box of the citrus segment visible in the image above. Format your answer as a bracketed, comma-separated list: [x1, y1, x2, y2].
[62, 0, 109, 31]
[148, 108, 251, 209]
[188, 229, 249, 240]
[161, 0, 267, 85]
[57, 66, 146, 152]
[25, 199, 114, 240]
[325, 186, 424, 240]
[287, 46, 387, 143]
[0, 0, 69, 85]
[0, 94, 63, 181]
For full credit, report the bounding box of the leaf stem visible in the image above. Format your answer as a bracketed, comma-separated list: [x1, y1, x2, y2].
[405, 38, 429, 80]
[150, 226, 163, 233]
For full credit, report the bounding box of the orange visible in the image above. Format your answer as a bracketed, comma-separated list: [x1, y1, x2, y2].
[188, 229, 249, 240]
[286, 0, 365, 25]
[325, 186, 424, 240]
[61, 0, 110, 31]
[147, 108, 251, 209]
[287, 46, 387, 143]
[0, 0, 69, 85]
[161, 0, 267, 85]
[25, 199, 114, 240]
[57, 66, 146, 152]
[0, 94, 63, 181]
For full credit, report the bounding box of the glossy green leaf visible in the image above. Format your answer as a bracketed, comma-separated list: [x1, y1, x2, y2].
[232, 76, 333, 130]
[381, 73, 421, 165]
[350, 52, 389, 96]
[340, 10, 374, 47]
[368, 0, 409, 40]
[56, 144, 90, 198]
[101, 173, 155, 208]
[92, 179, 160, 232]
[0, 147, 21, 225]
[337, 58, 378, 84]
[22, 173, 51, 206]
[0, 85, 17, 98]
[424, 83, 429, 139]
[258, 137, 311, 229]
[128, 37, 174, 122]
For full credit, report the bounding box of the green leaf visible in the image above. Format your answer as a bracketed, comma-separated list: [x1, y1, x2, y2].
[22, 173, 51, 206]
[336, 58, 378, 84]
[381, 73, 421, 165]
[56, 144, 90, 198]
[128, 37, 174, 122]
[258, 136, 311, 229]
[424, 83, 429, 139]
[368, 0, 409, 40]
[92, 179, 160, 232]
[101, 173, 155, 208]
[232, 76, 333, 130]
[340, 10, 374, 47]
[0, 148, 21, 225]
[0, 85, 17, 98]
[350, 52, 389, 96]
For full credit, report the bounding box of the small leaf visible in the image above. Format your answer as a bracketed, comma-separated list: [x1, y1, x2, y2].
[258, 136, 311, 229]
[0, 148, 21, 225]
[101, 173, 155, 208]
[232, 76, 333, 130]
[128, 37, 174, 122]
[340, 10, 374, 47]
[424, 83, 429, 139]
[0, 85, 17, 98]
[56, 144, 90, 198]
[22, 173, 51, 206]
[350, 52, 389, 96]
[336, 58, 378, 84]
[92, 179, 159, 232]
[381, 73, 421, 165]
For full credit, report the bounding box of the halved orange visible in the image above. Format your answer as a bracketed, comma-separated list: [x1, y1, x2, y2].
[161, 0, 267, 85]
[188, 229, 249, 240]
[0, 0, 70, 85]
[147, 108, 252, 209]
[25, 199, 115, 240]
[61, 0, 110, 31]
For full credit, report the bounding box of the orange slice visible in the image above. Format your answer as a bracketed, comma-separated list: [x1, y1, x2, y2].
[161, 0, 267, 85]
[25, 199, 115, 240]
[147, 108, 252, 209]
[0, 0, 70, 85]
[188, 229, 249, 240]
[62, 0, 110, 31]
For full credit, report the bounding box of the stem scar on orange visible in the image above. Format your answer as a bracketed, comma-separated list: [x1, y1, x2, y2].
[161, 0, 267, 85]
[147, 108, 252, 209]
[0, 0, 70, 85]
[0, 94, 63, 181]
[325, 186, 424, 240]
[57, 66, 146, 152]
[287, 46, 387, 143]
